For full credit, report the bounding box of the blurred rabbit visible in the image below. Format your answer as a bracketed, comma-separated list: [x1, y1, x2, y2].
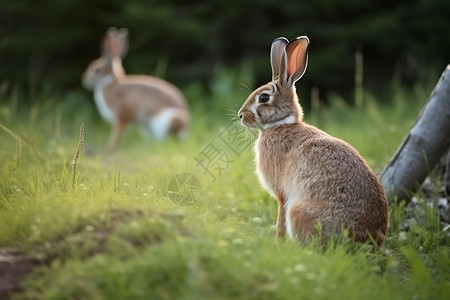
[82, 27, 189, 148]
[238, 36, 388, 244]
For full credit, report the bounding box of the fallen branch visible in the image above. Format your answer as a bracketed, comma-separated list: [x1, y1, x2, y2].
[380, 65, 450, 203]
[444, 152, 450, 195]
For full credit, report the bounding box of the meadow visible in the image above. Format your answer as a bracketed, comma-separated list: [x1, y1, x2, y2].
[0, 68, 449, 299]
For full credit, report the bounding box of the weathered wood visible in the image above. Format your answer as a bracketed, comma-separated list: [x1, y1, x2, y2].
[444, 151, 450, 195]
[380, 65, 450, 203]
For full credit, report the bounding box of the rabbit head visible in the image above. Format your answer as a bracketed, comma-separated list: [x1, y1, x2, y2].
[82, 27, 129, 90]
[239, 37, 309, 131]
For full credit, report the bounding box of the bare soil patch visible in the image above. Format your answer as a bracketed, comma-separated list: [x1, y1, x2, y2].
[0, 208, 186, 299]
[0, 250, 37, 300]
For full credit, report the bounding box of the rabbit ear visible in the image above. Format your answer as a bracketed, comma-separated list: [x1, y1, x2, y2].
[115, 28, 129, 58]
[270, 37, 289, 82]
[101, 27, 129, 59]
[101, 27, 116, 58]
[280, 36, 309, 86]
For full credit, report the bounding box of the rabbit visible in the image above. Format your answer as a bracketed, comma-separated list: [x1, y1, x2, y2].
[82, 27, 189, 148]
[238, 36, 389, 244]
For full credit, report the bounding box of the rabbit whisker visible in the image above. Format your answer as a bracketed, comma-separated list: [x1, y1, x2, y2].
[240, 83, 253, 94]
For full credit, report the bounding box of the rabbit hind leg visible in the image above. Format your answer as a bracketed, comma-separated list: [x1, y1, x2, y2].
[287, 203, 321, 243]
[168, 110, 189, 140]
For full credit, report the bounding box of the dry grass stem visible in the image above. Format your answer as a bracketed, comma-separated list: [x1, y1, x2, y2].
[72, 123, 85, 191]
[0, 123, 46, 162]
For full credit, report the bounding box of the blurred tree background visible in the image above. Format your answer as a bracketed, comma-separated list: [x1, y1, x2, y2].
[0, 0, 449, 103]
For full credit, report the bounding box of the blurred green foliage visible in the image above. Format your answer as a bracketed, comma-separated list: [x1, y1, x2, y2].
[1, 0, 449, 100]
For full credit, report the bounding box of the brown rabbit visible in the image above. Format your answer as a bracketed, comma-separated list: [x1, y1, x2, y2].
[82, 27, 189, 148]
[238, 36, 388, 244]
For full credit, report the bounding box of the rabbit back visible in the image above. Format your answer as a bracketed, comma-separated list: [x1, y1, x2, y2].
[97, 74, 186, 116]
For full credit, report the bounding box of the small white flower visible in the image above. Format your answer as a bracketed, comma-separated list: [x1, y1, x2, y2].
[294, 264, 306, 272]
[252, 217, 262, 224]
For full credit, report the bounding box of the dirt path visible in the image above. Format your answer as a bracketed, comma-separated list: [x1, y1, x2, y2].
[0, 250, 36, 300]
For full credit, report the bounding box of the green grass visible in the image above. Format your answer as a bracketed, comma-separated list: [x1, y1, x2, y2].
[0, 72, 449, 299]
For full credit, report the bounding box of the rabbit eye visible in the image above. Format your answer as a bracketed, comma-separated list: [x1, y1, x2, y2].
[259, 93, 270, 103]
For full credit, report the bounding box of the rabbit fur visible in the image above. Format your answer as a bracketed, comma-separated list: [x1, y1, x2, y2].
[82, 27, 189, 148]
[238, 36, 389, 244]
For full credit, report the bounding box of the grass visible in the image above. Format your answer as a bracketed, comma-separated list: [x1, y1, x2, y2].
[0, 69, 449, 299]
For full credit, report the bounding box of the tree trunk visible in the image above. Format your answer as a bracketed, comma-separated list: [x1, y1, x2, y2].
[380, 65, 450, 203]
